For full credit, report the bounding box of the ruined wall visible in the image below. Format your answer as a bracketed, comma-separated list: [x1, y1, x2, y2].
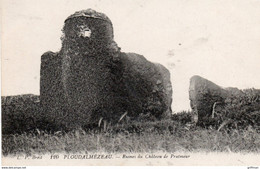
[39, 9, 173, 129]
[189, 75, 260, 128]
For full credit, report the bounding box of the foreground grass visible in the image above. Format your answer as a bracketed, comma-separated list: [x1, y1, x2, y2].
[2, 119, 260, 156]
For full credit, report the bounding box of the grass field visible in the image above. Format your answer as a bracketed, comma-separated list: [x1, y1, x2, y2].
[2, 112, 260, 156]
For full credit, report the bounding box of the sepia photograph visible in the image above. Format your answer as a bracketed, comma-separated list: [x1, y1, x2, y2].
[1, 0, 260, 167]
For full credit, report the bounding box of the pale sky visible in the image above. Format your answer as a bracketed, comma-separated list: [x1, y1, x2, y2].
[1, 0, 260, 112]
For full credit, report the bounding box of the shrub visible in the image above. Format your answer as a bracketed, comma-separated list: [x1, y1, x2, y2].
[207, 88, 260, 131]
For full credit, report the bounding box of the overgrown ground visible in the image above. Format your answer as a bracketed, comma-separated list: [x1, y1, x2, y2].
[2, 112, 260, 156]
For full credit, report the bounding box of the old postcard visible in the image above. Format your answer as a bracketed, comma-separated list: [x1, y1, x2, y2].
[1, 0, 260, 167]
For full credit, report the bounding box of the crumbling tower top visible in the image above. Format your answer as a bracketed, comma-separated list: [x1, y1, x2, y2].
[65, 9, 112, 25]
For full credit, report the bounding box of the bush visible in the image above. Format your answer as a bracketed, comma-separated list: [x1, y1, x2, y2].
[206, 88, 260, 131]
[171, 111, 192, 124]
